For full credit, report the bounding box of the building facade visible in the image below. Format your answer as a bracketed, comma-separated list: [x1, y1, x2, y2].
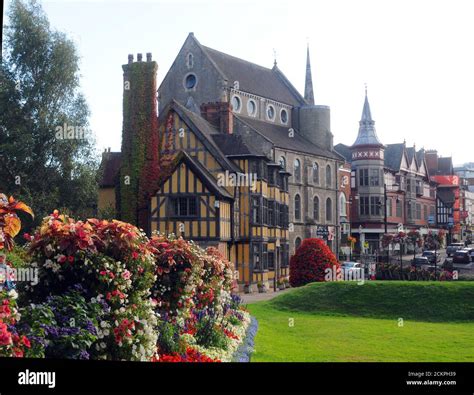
[335, 92, 439, 253]
[99, 33, 344, 289]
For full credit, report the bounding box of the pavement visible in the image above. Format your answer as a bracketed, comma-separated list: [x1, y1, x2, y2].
[240, 287, 293, 304]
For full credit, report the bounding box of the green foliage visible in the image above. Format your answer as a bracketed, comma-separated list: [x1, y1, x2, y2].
[156, 320, 182, 355]
[194, 317, 229, 350]
[0, 0, 98, 229]
[6, 246, 28, 268]
[119, 61, 159, 227]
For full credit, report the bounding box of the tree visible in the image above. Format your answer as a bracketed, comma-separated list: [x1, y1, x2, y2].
[289, 238, 340, 287]
[0, 0, 98, 230]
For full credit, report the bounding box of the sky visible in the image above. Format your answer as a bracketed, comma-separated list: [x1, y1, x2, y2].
[3, 0, 474, 165]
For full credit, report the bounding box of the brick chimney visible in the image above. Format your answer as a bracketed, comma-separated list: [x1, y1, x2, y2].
[200, 102, 233, 134]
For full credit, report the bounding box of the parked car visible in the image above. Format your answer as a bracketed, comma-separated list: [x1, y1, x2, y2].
[412, 256, 430, 266]
[460, 248, 474, 262]
[421, 250, 441, 264]
[341, 262, 364, 277]
[446, 243, 465, 257]
[452, 250, 471, 264]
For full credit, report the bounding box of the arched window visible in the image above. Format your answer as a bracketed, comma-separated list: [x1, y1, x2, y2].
[294, 158, 301, 182]
[326, 197, 332, 222]
[326, 164, 332, 188]
[279, 156, 286, 170]
[187, 53, 194, 68]
[294, 194, 301, 221]
[340, 193, 347, 217]
[312, 162, 319, 184]
[313, 196, 319, 221]
[295, 237, 302, 250]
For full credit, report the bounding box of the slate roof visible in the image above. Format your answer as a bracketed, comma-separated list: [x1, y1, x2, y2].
[211, 133, 264, 157]
[352, 94, 383, 147]
[234, 115, 344, 161]
[334, 143, 352, 163]
[201, 45, 305, 107]
[99, 152, 121, 187]
[384, 143, 405, 171]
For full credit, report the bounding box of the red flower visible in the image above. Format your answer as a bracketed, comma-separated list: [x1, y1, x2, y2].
[68, 255, 74, 263]
[21, 336, 31, 348]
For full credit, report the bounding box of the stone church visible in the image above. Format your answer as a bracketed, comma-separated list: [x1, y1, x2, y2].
[99, 33, 344, 288]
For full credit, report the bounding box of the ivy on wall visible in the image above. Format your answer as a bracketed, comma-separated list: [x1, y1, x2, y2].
[118, 60, 175, 231]
[119, 61, 159, 228]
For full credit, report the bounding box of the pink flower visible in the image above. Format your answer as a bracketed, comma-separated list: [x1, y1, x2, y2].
[122, 270, 131, 280]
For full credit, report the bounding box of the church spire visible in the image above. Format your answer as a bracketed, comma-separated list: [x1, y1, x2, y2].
[352, 88, 383, 147]
[304, 44, 315, 105]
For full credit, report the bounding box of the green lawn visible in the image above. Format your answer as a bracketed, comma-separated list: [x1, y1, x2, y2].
[247, 281, 474, 362]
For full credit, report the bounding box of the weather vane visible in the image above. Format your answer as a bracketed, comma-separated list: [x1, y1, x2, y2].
[273, 48, 277, 66]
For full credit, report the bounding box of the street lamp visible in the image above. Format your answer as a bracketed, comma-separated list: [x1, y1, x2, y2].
[377, 183, 389, 263]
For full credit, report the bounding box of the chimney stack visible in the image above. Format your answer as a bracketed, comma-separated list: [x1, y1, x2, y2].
[128, 54, 133, 64]
[200, 102, 233, 134]
[146, 52, 152, 62]
[137, 53, 143, 62]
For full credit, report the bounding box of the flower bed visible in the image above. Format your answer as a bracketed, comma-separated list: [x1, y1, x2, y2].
[0, 196, 251, 362]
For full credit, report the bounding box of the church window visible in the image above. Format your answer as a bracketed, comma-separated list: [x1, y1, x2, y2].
[247, 99, 257, 116]
[266, 104, 275, 121]
[231, 95, 241, 112]
[184, 73, 197, 90]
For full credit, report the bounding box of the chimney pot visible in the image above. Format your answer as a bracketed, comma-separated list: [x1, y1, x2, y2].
[146, 52, 152, 62]
[128, 54, 133, 64]
[137, 53, 143, 62]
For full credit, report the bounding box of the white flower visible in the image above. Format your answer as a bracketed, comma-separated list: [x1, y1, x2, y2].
[8, 289, 18, 299]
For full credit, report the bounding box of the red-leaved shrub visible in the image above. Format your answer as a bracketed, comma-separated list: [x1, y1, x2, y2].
[289, 238, 340, 287]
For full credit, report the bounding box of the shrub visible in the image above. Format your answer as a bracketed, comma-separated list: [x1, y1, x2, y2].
[289, 238, 339, 287]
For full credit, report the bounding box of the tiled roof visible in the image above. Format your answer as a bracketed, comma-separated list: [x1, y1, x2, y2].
[99, 152, 121, 187]
[201, 45, 305, 107]
[234, 115, 344, 161]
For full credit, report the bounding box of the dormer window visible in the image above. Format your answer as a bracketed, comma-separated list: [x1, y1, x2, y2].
[266, 104, 275, 121]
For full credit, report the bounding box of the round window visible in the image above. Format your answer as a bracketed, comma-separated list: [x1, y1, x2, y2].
[247, 99, 257, 116]
[267, 105, 275, 120]
[231, 95, 241, 112]
[185, 74, 197, 89]
[280, 109, 288, 124]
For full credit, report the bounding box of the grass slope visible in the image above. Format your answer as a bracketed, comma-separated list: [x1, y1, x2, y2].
[247, 281, 474, 362]
[268, 281, 474, 322]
